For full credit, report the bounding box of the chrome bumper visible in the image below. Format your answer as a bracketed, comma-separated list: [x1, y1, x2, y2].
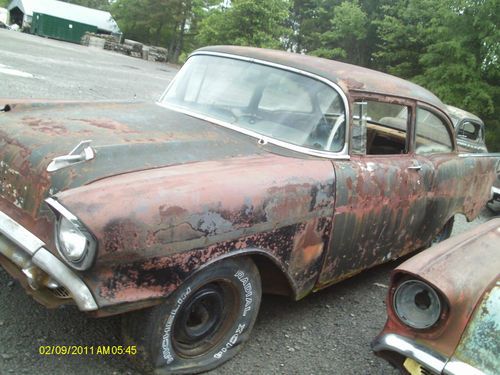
[372, 333, 485, 375]
[372, 333, 446, 374]
[0, 210, 98, 311]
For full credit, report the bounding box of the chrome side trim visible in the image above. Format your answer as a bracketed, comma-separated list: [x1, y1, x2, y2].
[443, 360, 485, 375]
[0, 211, 44, 255]
[157, 51, 351, 160]
[157, 102, 351, 160]
[372, 333, 447, 374]
[458, 152, 500, 158]
[32, 249, 98, 311]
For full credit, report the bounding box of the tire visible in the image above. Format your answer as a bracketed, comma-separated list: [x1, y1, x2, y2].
[122, 257, 262, 374]
[431, 216, 454, 245]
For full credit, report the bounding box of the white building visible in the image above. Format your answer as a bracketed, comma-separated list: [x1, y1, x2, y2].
[0, 7, 9, 25]
[7, 0, 120, 34]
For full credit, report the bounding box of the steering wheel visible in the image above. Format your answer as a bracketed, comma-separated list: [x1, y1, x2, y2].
[325, 114, 345, 151]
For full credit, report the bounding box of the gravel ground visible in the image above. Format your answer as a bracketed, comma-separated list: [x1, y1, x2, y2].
[0, 29, 498, 375]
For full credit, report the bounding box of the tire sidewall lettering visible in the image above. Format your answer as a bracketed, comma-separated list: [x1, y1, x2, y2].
[157, 260, 261, 372]
[212, 269, 253, 360]
[161, 286, 192, 364]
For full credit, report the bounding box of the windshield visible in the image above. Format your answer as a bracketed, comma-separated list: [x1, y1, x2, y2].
[161, 55, 346, 153]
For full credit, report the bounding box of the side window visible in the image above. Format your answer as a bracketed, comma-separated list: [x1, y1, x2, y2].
[416, 108, 453, 154]
[352, 100, 409, 155]
[458, 121, 481, 141]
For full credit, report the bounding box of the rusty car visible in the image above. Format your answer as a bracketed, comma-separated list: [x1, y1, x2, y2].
[445, 105, 488, 154]
[442, 105, 500, 212]
[0, 46, 498, 373]
[372, 218, 500, 375]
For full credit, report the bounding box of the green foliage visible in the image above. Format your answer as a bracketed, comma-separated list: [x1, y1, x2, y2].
[310, 0, 368, 64]
[60, 0, 111, 11]
[196, 0, 291, 49]
[0, 0, 9, 8]
[107, 0, 499, 150]
[112, 0, 217, 62]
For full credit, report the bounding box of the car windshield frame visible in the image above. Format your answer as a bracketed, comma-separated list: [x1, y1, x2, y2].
[158, 51, 350, 159]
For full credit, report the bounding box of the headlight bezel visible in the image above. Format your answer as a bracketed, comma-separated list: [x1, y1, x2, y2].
[45, 197, 97, 271]
[392, 278, 446, 330]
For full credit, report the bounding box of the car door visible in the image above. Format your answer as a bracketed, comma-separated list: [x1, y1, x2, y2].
[317, 96, 432, 287]
[413, 105, 495, 238]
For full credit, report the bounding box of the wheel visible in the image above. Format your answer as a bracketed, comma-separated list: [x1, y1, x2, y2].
[431, 216, 454, 245]
[122, 257, 262, 374]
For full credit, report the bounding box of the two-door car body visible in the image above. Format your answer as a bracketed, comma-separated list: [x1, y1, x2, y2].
[0, 46, 498, 373]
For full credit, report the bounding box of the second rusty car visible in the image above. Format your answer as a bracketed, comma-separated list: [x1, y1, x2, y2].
[0, 46, 498, 373]
[372, 218, 500, 375]
[446, 105, 488, 154]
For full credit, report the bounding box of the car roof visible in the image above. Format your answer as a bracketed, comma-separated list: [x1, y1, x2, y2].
[445, 104, 483, 125]
[194, 46, 447, 112]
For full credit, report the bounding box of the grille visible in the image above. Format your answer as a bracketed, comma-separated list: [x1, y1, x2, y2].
[50, 286, 71, 299]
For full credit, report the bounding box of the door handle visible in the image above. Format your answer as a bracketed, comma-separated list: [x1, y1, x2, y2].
[408, 163, 422, 171]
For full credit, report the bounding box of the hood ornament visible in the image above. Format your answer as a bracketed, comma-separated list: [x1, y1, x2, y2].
[47, 140, 95, 172]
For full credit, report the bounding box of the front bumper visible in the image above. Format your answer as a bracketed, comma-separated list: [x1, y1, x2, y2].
[372, 333, 485, 375]
[0, 210, 97, 311]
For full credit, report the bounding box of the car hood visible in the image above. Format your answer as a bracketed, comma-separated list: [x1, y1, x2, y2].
[0, 100, 264, 217]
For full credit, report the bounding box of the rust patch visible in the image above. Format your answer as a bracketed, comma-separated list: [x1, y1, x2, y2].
[73, 118, 139, 133]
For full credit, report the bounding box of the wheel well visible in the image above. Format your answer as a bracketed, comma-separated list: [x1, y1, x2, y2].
[249, 254, 294, 298]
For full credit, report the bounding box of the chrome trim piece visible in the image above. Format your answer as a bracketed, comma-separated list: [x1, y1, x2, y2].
[157, 51, 351, 160]
[372, 333, 447, 374]
[45, 198, 97, 271]
[443, 360, 485, 375]
[47, 140, 95, 172]
[458, 152, 500, 158]
[0, 210, 98, 311]
[0, 211, 44, 255]
[33, 249, 98, 311]
[45, 197, 79, 223]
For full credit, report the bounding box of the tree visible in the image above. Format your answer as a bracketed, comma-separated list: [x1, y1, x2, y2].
[61, 0, 111, 11]
[196, 0, 291, 49]
[373, 0, 445, 78]
[310, 0, 368, 65]
[112, 0, 215, 63]
[375, 0, 499, 151]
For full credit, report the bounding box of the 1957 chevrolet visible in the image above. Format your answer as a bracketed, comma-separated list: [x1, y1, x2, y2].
[0, 46, 498, 373]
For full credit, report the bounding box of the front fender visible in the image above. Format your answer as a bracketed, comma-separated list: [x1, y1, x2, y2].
[55, 153, 336, 313]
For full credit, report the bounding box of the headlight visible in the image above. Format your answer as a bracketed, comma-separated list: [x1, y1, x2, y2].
[46, 198, 97, 270]
[58, 217, 88, 262]
[393, 279, 442, 329]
